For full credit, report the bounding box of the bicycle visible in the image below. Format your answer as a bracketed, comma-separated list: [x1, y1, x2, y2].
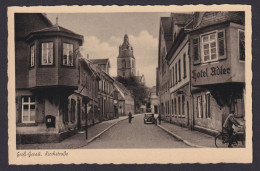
[215, 126, 245, 148]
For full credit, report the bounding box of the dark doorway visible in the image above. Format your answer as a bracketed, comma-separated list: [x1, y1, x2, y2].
[154, 106, 158, 114]
[77, 99, 81, 130]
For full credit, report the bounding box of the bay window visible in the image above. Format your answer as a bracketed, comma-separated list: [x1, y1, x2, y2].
[63, 43, 74, 66]
[22, 96, 36, 123]
[41, 42, 53, 65]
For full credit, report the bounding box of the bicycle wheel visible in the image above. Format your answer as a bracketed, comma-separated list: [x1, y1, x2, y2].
[215, 133, 227, 148]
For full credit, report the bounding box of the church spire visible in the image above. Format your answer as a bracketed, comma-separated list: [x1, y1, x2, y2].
[124, 34, 129, 43]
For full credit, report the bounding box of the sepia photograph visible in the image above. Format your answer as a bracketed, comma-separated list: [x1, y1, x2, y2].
[8, 5, 252, 164]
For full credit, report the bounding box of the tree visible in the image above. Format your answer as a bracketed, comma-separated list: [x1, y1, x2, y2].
[115, 76, 149, 110]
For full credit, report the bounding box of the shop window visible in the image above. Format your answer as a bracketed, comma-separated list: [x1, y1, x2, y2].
[239, 30, 245, 61]
[63, 43, 74, 66]
[41, 42, 53, 65]
[71, 99, 76, 122]
[22, 96, 36, 123]
[30, 44, 35, 67]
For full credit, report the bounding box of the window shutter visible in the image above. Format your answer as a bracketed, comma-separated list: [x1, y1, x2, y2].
[193, 38, 201, 65]
[16, 96, 22, 123]
[218, 30, 226, 60]
[36, 97, 45, 123]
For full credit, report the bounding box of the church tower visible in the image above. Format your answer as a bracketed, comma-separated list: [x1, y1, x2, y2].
[117, 34, 136, 78]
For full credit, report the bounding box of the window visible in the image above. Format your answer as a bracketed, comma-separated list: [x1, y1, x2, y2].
[201, 33, 217, 62]
[171, 99, 174, 116]
[175, 63, 178, 84]
[182, 95, 185, 116]
[71, 99, 76, 122]
[30, 44, 35, 67]
[183, 53, 186, 78]
[22, 96, 36, 123]
[132, 60, 135, 68]
[201, 30, 225, 63]
[170, 69, 172, 87]
[123, 72, 125, 76]
[205, 94, 211, 118]
[178, 96, 181, 116]
[239, 30, 245, 61]
[197, 96, 203, 118]
[178, 60, 181, 82]
[172, 66, 175, 86]
[174, 98, 177, 116]
[63, 43, 73, 66]
[41, 42, 53, 65]
[122, 60, 126, 68]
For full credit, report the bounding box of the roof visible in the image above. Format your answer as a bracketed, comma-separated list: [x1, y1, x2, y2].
[113, 79, 132, 96]
[26, 24, 84, 45]
[89, 58, 110, 66]
[160, 17, 173, 52]
[171, 13, 194, 26]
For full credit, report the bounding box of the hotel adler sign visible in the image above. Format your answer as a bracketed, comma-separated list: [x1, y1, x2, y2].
[191, 62, 231, 86]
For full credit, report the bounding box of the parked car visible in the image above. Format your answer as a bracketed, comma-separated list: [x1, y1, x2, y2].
[144, 114, 156, 124]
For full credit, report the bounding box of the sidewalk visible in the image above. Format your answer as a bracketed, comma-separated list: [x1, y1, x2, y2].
[17, 116, 128, 149]
[158, 121, 217, 148]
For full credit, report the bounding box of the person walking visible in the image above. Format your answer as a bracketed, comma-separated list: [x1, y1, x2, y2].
[128, 112, 133, 123]
[158, 114, 161, 124]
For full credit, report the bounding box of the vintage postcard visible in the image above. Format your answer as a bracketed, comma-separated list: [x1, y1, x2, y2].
[8, 5, 252, 164]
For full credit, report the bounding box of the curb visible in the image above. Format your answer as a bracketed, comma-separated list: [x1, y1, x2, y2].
[77, 117, 129, 148]
[157, 124, 206, 148]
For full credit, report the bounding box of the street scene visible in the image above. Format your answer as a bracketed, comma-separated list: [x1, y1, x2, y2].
[15, 11, 246, 149]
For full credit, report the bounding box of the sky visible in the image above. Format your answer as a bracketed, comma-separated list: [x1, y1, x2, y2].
[47, 13, 170, 87]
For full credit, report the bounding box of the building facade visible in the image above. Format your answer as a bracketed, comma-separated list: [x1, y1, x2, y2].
[166, 13, 193, 127]
[157, 12, 245, 135]
[113, 80, 135, 116]
[189, 12, 245, 135]
[16, 14, 84, 143]
[148, 86, 159, 114]
[15, 14, 120, 144]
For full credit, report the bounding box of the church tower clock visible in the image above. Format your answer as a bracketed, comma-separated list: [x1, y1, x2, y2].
[117, 34, 136, 78]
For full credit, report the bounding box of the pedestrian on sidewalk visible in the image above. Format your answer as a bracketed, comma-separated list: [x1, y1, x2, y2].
[158, 114, 161, 124]
[128, 112, 133, 123]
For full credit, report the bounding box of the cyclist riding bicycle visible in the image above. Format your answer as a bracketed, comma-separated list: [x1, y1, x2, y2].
[223, 111, 241, 147]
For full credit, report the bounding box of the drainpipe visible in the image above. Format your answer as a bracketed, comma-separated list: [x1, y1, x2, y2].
[188, 39, 195, 130]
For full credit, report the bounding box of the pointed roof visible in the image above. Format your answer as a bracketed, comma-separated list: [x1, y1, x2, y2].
[160, 17, 173, 52]
[89, 58, 110, 68]
[26, 23, 84, 45]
